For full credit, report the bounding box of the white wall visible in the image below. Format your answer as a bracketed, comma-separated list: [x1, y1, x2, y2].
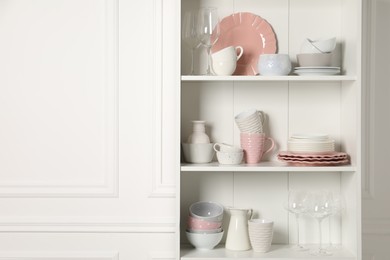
[0, 0, 177, 259]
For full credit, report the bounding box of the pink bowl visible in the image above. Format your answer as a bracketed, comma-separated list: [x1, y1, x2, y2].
[187, 215, 222, 230]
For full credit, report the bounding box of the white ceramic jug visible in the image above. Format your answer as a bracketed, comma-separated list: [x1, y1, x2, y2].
[225, 208, 253, 251]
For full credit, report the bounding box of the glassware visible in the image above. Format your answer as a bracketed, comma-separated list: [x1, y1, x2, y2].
[327, 192, 346, 249]
[285, 190, 309, 251]
[197, 7, 220, 75]
[182, 11, 200, 75]
[306, 190, 333, 256]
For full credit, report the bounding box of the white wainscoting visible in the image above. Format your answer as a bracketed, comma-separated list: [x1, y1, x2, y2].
[0, 0, 119, 198]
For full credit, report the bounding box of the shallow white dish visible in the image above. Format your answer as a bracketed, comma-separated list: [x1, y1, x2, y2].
[294, 66, 340, 76]
[290, 133, 329, 141]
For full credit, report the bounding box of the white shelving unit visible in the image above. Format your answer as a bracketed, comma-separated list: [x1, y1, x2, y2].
[177, 0, 362, 259]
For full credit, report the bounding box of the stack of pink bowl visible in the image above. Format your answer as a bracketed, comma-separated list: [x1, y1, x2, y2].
[186, 201, 224, 250]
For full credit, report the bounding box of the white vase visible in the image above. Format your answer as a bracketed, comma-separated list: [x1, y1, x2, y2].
[187, 120, 210, 144]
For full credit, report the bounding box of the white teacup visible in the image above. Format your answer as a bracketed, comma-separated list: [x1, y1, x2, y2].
[212, 46, 244, 76]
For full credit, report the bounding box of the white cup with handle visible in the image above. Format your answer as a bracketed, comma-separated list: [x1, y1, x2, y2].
[212, 46, 244, 76]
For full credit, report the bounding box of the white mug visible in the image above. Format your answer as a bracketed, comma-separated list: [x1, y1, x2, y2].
[212, 46, 244, 76]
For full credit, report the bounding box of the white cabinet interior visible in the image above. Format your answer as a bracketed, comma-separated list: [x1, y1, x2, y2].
[177, 0, 362, 259]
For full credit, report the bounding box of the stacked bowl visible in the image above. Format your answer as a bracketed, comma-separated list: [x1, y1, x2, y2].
[295, 37, 340, 76]
[186, 201, 224, 250]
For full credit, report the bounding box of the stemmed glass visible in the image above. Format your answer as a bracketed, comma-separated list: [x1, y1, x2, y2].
[182, 11, 200, 75]
[306, 190, 333, 256]
[327, 193, 345, 250]
[197, 7, 220, 75]
[285, 190, 309, 251]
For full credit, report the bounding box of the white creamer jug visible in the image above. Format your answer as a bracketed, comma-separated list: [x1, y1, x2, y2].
[225, 207, 253, 251]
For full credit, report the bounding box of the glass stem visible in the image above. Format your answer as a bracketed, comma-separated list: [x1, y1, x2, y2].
[318, 218, 323, 251]
[206, 46, 212, 75]
[295, 214, 301, 247]
[329, 216, 332, 246]
[190, 48, 195, 75]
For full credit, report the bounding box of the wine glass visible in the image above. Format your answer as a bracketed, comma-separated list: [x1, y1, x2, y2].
[182, 11, 200, 75]
[306, 190, 333, 256]
[327, 192, 346, 250]
[285, 190, 309, 251]
[197, 7, 220, 75]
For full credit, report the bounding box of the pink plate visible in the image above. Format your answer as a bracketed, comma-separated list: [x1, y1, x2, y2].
[211, 12, 277, 75]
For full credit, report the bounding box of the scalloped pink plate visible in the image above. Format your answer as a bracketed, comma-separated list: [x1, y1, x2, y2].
[211, 12, 277, 75]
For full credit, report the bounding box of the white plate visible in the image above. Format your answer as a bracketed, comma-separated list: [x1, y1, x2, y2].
[290, 133, 329, 140]
[294, 66, 340, 70]
[294, 70, 340, 76]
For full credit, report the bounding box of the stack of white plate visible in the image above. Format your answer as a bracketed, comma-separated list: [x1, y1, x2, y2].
[287, 133, 335, 153]
[294, 66, 340, 76]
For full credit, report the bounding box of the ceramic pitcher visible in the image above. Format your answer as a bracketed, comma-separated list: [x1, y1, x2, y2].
[225, 207, 253, 251]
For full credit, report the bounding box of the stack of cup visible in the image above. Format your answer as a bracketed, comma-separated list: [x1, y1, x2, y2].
[235, 109, 275, 164]
[248, 219, 274, 253]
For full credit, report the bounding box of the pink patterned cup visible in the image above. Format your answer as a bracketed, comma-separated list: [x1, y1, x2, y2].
[240, 133, 275, 164]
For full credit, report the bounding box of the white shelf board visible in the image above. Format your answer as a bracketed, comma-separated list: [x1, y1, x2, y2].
[181, 244, 356, 259]
[181, 75, 357, 82]
[181, 161, 356, 172]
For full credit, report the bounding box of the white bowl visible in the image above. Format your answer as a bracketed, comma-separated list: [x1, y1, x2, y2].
[309, 37, 336, 53]
[216, 151, 243, 165]
[186, 227, 223, 234]
[301, 38, 336, 53]
[257, 54, 291, 76]
[182, 143, 214, 163]
[296, 53, 332, 67]
[189, 201, 224, 222]
[186, 230, 224, 250]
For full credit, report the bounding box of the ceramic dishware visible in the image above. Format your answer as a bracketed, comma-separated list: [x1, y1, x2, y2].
[189, 201, 224, 222]
[308, 37, 336, 53]
[186, 230, 224, 250]
[248, 219, 274, 253]
[212, 46, 244, 76]
[187, 120, 210, 144]
[187, 215, 222, 231]
[226, 208, 253, 251]
[240, 133, 275, 164]
[182, 143, 214, 163]
[235, 109, 265, 133]
[214, 143, 244, 165]
[300, 37, 336, 54]
[258, 54, 291, 76]
[296, 53, 332, 67]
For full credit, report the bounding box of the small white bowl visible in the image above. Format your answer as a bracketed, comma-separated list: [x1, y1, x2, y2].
[182, 143, 214, 164]
[189, 201, 224, 222]
[309, 37, 336, 53]
[186, 230, 224, 250]
[257, 54, 291, 76]
[296, 53, 332, 67]
[301, 37, 336, 53]
[216, 151, 243, 165]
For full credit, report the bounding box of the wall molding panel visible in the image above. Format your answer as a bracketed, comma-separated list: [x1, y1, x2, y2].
[0, 218, 175, 233]
[150, 0, 176, 198]
[0, 0, 119, 198]
[0, 252, 119, 260]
